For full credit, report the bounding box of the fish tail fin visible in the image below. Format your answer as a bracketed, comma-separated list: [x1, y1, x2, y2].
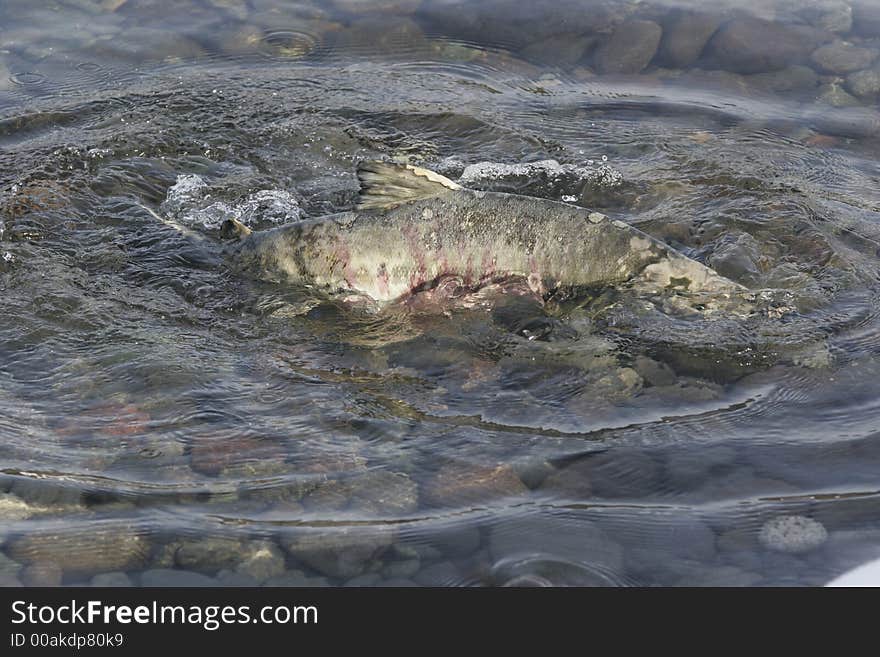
[356, 160, 461, 210]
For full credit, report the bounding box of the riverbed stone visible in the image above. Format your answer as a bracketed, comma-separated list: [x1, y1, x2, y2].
[632, 355, 675, 387]
[346, 470, 419, 515]
[748, 65, 820, 94]
[175, 536, 243, 573]
[573, 449, 663, 499]
[20, 562, 63, 586]
[816, 80, 862, 106]
[0, 493, 40, 522]
[303, 469, 418, 515]
[801, 0, 854, 33]
[759, 515, 828, 554]
[520, 33, 597, 67]
[6, 527, 149, 578]
[678, 564, 763, 586]
[215, 569, 258, 586]
[0, 573, 22, 586]
[235, 540, 286, 583]
[417, 0, 618, 52]
[593, 20, 663, 74]
[656, 11, 723, 68]
[421, 461, 527, 508]
[538, 461, 593, 499]
[9, 478, 83, 508]
[332, 0, 421, 15]
[90, 571, 133, 587]
[140, 568, 220, 587]
[0, 552, 23, 579]
[488, 515, 624, 572]
[706, 232, 767, 286]
[811, 40, 877, 73]
[663, 445, 738, 489]
[190, 434, 286, 476]
[382, 557, 421, 579]
[846, 66, 880, 97]
[263, 569, 329, 587]
[281, 526, 394, 578]
[413, 559, 462, 586]
[344, 572, 382, 586]
[853, 2, 880, 37]
[706, 18, 829, 74]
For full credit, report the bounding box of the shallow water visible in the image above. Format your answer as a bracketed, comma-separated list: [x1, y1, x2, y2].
[2, 0, 880, 587]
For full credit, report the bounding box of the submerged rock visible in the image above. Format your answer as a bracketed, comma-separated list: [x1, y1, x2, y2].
[421, 461, 528, 507]
[853, 2, 880, 37]
[21, 563, 63, 587]
[417, 0, 618, 51]
[520, 33, 597, 67]
[679, 564, 763, 587]
[748, 65, 819, 94]
[303, 470, 418, 516]
[846, 66, 880, 97]
[0, 493, 41, 522]
[706, 232, 767, 287]
[816, 80, 862, 106]
[90, 571, 133, 587]
[189, 434, 287, 476]
[810, 41, 877, 74]
[759, 515, 828, 554]
[800, 0, 853, 33]
[593, 20, 663, 74]
[6, 526, 149, 578]
[263, 569, 330, 587]
[281, 526, 394, 578]
[706, 18, 828, 74]
[656, 11, 723, 68]
[488, 515, 624, 573]
[175, 536, 245, 574]
[140, 569, 220, 587]
[235, 541, 286, 583]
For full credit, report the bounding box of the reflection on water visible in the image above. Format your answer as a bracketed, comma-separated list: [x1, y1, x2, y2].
[2, 0, 880, 587]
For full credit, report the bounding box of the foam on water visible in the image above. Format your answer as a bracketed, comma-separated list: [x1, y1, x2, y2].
[161, 174, 304, 230]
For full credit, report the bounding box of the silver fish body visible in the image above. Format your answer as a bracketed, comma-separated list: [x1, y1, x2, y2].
[227, 164, 744, 303]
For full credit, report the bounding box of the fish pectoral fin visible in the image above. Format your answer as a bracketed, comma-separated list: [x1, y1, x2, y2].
[356, 160, 461, 210]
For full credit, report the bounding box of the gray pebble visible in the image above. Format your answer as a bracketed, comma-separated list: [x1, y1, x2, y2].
[90, 572, 133, 587]
[215, 570, 259, 587]
[520, 33, 597, 67]
[413, 560, 462, 586]
[759, 515, 828, 554]
[656, 11, 723, 68]
[377, 577, 418, 587]
[811, 41, 877, 74]
[594, 20, 663, 74]
[382, 558, 421, 579]
[175, 536, 242, 574]
[846, 66, 880, 97]
[706, 18, 828, 74]
[140, 569, 220, 587]
[343, 573, 382, 587]
[281, 526, 394, 579]
[678, 565, 763, 587]
[489, 514, 624, 572]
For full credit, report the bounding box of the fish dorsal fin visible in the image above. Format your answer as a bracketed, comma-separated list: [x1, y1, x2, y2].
[356, 161, 461, 210]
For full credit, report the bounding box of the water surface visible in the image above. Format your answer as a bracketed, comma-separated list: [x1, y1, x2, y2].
[2, 0, 880, 587]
